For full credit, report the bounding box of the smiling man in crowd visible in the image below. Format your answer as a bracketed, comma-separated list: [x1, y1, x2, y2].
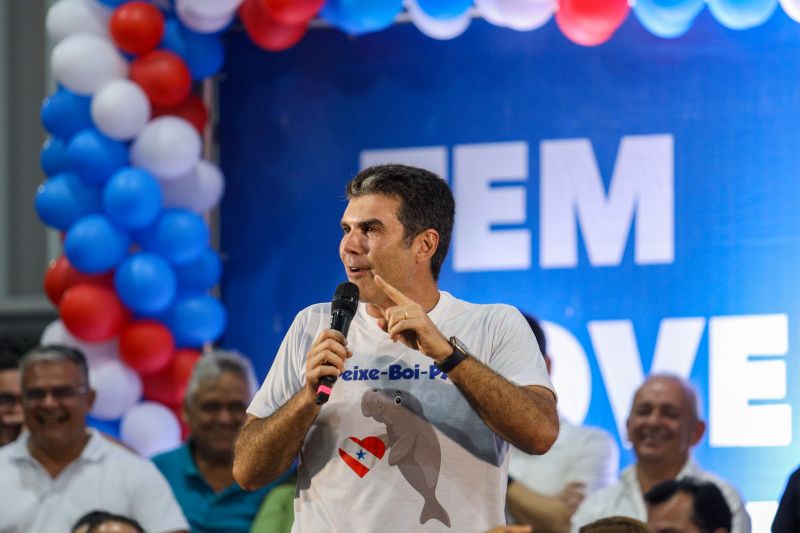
[154, 350, 276, 533]
[571, 374, 750, 532]
[0, 344, 188, 533]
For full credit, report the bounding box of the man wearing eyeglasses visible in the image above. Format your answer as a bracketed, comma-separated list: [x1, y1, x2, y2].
[0, 351, 22, 446]
[153, 350, 283, 533]
[0, 344, 189, 533]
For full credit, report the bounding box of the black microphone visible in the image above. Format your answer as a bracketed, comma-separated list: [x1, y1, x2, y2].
[315, 281, 359, 405]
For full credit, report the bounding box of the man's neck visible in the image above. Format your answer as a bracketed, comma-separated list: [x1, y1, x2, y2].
[635, 456, 688, 494]
[28, 431, 91, 479]
[192, 443, 235, 493]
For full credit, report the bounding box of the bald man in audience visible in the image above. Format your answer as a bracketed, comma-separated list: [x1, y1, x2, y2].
[571, 374, 750, 532]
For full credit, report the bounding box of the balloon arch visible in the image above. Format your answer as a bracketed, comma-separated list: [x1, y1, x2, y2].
[35, 0, 797, 454]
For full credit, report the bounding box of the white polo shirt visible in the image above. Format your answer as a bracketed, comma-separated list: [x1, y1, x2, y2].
[509, 415, 619, 495]
[0, 429, 188, 533]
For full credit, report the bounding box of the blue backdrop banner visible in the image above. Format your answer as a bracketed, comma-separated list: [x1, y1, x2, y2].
[219, 10, 800, 517]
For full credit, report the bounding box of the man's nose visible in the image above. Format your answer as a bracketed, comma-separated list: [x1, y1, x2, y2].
[341, 231, 365, 254]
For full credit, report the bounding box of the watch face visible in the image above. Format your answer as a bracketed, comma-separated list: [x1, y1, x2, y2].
[450, 336, 470, 356]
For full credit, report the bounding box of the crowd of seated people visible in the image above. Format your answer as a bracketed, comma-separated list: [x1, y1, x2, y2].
[3, 333, 800, 532]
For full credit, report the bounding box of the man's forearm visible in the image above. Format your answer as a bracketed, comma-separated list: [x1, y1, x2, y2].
[507, 482, 572, 533]
[446, 358, 558, 454]
[233, 389, 320, 490]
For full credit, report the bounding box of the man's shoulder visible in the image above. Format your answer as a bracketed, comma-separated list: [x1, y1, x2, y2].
[566, 422, 617, 447]
[152, 444, 188, 470]
[685, 461, 745, 503]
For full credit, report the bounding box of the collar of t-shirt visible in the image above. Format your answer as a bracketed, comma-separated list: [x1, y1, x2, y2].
[10, 428, 107, 468]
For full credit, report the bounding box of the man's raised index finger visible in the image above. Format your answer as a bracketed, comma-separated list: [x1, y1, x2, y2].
[374, 274, 412, 304]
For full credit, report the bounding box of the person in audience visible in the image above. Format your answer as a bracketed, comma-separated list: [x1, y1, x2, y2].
[571, 374, 750, 532]
[645, 477, 732, 533]
[0, 344, 188, 532]
[578, 516, 649, 533]
[507, 313, 619, 532]
[0, 350, 22, 445]
[72, 510, 145, 533]
[771, 464, 800, 532]
[154, 350, 274, 533]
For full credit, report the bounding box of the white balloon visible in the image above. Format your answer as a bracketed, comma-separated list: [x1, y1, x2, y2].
[496, 0, 553, 31]
[177, 0, 244, 19]
[121, 402, 181, 457]
[175, 0, 236, 33]
[159, 160, 225, 213]
[475, 0, 510, 26]
[780, 0, 800, 22]
[475, 0, 554, 30]
[91, 80, 151, 141]
[41, 319, 119, 369]
[51, 33, 128, 96]
[46, 0, 111, 44]
[89, 359, 142, 420]
[406, 0, 471, 39]
[131, 117, 202, 180]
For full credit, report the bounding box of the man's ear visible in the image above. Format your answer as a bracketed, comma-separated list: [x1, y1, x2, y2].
[413, 229, 439, 263]
[86, 388, 97, 410]
[690, 419, 706, 446]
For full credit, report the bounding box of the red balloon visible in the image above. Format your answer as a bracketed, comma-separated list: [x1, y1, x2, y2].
[60, 284, 131, 342]
[261, 0, 324, 25]
[556, 0, 630, 46]
[119, 320, 175, 375]
[44, 255, 114, 306]
[240, 0, 308, 52]
[142, 348, 201, 407]
[110, 1, 165, 55]
[152, 93, 208, 135]
[130, 50, 192, 108]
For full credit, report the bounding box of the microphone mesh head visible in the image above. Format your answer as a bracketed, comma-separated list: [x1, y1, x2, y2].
[332, 282, 359, 315]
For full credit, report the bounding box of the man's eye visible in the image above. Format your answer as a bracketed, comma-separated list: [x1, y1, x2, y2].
[341, 226, 350, 234]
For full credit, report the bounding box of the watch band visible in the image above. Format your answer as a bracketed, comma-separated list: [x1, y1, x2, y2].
[435, 336, 470, 373]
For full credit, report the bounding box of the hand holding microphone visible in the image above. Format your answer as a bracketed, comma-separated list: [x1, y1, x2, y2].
[314, 282, 359, 405]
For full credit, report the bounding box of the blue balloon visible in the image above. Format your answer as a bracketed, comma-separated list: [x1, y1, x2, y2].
[35, 172, 102, 231]
[103, 168, 163, 230]
[97, 0, 128, 6]
[115, 252, 177, 314]
[165, 294, 227, 347]
[162, 19, 225, 80]
[135, 209, 209, 266]
[174, 249, 222, 291]
[87, 415, 121, 439]
[65, 214, 131, 274]
[321, 0, 404, 35]
[634, 0, 702, 37]
[40, 89, 93, 141]
[708, 0, 777, 30]
[67, 129, 129, 187]
[416, 0, 472, 19]
[41, 137, 70, 176]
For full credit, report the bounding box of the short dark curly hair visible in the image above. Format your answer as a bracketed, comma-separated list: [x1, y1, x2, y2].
[644, 477, 732, 532]
[345, 164, 455, 280]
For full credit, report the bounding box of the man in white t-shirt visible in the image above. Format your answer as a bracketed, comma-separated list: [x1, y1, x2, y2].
[570, 375, 750, 533]
[507, 313, 618, 532]
[234, 163, 559, 532]
[0, 344, 188, 533]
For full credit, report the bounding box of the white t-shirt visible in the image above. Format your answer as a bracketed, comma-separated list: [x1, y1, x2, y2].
[508, 415, 619, 495]
[249, 291, 554, 533]
[570, 458, 751, 533]
[0, 429, 188, 533]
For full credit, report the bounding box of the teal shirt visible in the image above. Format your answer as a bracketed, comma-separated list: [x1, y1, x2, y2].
[153, 443, 269, 533]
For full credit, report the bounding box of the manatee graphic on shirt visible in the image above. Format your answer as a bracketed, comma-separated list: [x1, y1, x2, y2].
[355, 387, 451, 528]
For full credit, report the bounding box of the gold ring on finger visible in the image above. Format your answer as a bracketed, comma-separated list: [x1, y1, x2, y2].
[404, 311, 409, 320]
